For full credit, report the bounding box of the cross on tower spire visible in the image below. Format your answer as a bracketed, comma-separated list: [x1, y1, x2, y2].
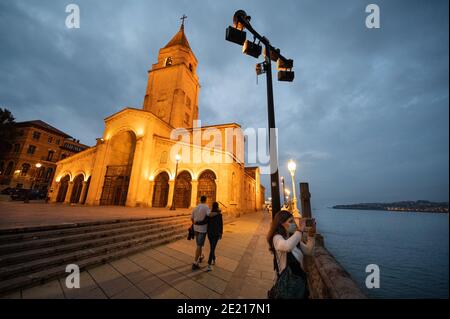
[180, 14, 187, 29]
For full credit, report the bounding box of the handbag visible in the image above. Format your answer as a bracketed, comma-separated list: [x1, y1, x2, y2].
[187, 224, 195, 240]
[267, 251, 308, 299]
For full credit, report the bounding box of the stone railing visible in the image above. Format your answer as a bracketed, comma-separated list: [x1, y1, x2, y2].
[303, 234, 367, 299]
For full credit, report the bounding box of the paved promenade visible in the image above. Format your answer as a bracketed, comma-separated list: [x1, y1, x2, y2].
[1, 210, 274, 299]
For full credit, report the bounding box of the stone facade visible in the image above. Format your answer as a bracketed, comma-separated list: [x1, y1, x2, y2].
[0, 120, 87, 192]
[48, 25, 265, 215]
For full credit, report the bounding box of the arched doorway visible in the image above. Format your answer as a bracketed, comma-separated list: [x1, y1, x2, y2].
[56, 175, 70, 202]
[174, 171, 192, 208]
[152, 172, 170, 207]
[197, 170, 216, 207]
[100, 131, 136, 206]
[70, 174, 84, 203]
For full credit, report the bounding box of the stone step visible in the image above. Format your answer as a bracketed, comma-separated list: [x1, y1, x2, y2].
[0, 218, 191, 254]
[0, 231, 186, 296]
[0, 220, 192, 267]
[0, 223, 190, 281]
[0, 214, 190, 243]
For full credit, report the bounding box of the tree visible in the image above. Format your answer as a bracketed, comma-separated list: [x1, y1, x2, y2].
[0, 108, 16, 154]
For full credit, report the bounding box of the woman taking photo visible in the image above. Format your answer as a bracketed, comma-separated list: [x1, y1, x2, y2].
[267, 210, 316, 299]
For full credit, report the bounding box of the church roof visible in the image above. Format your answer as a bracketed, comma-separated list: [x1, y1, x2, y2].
[163, 25, 191, 50]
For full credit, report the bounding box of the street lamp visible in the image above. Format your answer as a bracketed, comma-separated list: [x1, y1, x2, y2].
[287, 159, 300, 218]
[170, 154, 181, 210]
[226, 10, 295, 219]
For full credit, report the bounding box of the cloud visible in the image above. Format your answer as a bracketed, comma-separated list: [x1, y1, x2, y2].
[0, 0, 448, 206]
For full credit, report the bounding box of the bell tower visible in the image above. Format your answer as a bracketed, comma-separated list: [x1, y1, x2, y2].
[143, 19, 199, 129]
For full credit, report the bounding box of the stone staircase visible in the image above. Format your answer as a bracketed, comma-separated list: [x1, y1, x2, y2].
[0, 214, 192, 296]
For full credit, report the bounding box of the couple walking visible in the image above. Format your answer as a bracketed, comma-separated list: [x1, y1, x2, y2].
[191, 195, 223, 271]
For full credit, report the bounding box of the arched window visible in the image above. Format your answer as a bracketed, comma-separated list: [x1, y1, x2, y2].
[164, 57, 173, 66]
[21, 163, 31, 176]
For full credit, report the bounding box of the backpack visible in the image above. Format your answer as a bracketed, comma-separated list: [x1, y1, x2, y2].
[267, 251, 308, 299]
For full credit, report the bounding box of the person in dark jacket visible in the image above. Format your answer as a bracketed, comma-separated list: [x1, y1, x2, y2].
[206, 202, 223, 271]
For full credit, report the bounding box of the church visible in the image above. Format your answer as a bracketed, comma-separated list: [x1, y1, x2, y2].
[48, 22, 265, 215]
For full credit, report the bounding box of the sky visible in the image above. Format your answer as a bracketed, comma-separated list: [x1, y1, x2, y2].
[0, 0, 448, 207]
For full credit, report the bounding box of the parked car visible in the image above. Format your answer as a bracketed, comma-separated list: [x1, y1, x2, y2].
[10, 189, 46, 201]
[1, 187, 15, 195]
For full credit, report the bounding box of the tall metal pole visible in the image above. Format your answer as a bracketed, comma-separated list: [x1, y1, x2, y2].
[229, 10, 289, 219]
[264, 44, 281, 219]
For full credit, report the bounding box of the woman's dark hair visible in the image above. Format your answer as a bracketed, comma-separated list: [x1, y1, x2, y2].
[212, 202, 220, 212]
[267, 210, 293, 253]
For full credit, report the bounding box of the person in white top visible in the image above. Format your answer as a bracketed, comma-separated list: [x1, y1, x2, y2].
[191, 195, 211, 270]
[267, 210, 316, 278]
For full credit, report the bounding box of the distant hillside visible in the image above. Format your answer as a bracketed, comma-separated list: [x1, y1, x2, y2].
[333, 200, 449, 213]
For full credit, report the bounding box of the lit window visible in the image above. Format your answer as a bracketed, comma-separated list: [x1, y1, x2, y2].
[47, 151, 55, 161]
[21, 163, 30, 176]
[37, 166, 45, 178]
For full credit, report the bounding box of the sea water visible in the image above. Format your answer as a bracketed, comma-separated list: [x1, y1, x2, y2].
[313, 208, 449, 299]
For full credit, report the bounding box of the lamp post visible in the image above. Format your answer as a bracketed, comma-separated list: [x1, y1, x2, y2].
[287, 159, 300, 218]
[226, 10, 295, 219]
[170, 154, 181, 210]
[284, 188, 291, 208]
[281, 176, 286, 207]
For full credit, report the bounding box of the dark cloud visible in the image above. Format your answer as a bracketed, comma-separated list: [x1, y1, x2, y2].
[1, 0, 448, 206]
